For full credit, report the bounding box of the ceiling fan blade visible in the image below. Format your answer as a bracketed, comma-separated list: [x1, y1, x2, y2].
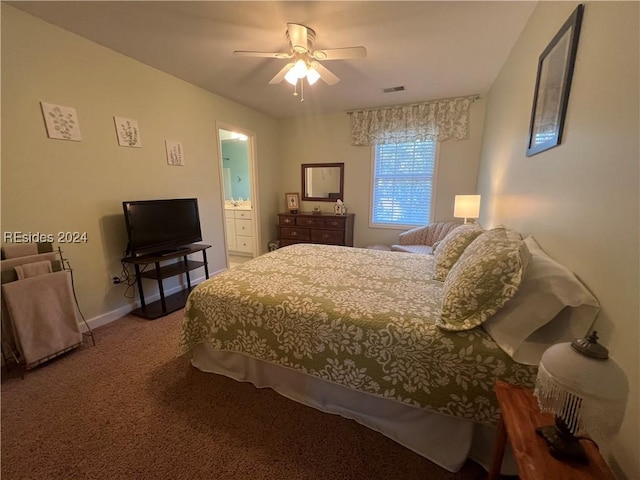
[313, 46, 367, 61]
[268, 63, 294, 84]
[234, 50, 292, 59]
[287, 23, 309, 53]
[315, 63, 340, 85]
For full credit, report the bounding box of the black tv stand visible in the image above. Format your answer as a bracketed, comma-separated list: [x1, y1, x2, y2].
[122, 244, 211, 320]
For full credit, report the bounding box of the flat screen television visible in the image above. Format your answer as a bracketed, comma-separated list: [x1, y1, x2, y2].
[122, 198, 202, 257]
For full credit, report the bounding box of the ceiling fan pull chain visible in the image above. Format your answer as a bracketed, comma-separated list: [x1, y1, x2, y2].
[300, 78, 305, 102]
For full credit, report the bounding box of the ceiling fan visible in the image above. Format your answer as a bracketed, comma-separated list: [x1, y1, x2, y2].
[234, 23, 367, 93]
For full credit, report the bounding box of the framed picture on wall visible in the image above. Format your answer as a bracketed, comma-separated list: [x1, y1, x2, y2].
[526, 4, 584, 157]
[40, 102, 82, 141]
[165, 140, 184, 166]
[114, 116, 142, 148]
[285, 192, 300, 213]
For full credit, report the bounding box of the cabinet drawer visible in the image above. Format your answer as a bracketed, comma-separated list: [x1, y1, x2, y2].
[324, 217, 346, 229]
[235, 236, 253, 253]
[280, 227, 310, 241]
[311, 229, 344, 245]
[235, 219, 253, 236]
[279, 215, 296, 226]
[297, 216, 325, 227]
[235, 210, 252, 220]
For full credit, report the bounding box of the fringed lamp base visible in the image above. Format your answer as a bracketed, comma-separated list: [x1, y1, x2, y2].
[536, 425, 589, 464]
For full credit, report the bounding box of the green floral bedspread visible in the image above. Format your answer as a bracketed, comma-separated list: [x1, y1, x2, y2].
[180, 243, 537, 425]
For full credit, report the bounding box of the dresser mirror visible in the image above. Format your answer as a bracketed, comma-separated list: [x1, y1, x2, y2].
[301, 163, 344, 202]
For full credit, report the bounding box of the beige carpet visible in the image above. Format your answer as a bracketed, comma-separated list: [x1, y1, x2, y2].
[1, 311, 492, 480]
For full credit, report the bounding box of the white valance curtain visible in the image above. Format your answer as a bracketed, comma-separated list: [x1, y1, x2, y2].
[348, 95, 478, 146]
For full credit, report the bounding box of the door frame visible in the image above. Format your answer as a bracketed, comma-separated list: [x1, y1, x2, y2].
[215, 121, 260, 267]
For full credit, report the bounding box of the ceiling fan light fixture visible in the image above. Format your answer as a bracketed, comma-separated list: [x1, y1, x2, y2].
[284, 68, 299, 85]
[292, 59, 308, 79]
[306, 67, 321, 85]
[236, 23, 366, 96]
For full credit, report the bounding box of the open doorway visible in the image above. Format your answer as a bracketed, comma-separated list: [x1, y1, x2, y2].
[216, 123, 259, 268]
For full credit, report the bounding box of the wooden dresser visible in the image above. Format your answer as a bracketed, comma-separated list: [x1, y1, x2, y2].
[278, 212, 355, 247]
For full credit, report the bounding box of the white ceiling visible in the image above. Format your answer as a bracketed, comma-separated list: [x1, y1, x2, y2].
[10, 1, 537, 119]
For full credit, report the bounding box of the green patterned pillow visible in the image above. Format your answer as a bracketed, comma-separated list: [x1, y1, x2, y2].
[437, 228, 530, 331]
[432, 224, 484, 282]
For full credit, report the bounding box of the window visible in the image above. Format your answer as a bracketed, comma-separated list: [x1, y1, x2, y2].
[370, 140, 437, 228]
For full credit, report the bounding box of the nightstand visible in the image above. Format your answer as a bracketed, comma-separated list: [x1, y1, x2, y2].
[488, 380, 615, 480]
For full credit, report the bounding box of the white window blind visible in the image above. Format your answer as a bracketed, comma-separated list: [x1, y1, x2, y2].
[371, 141, 437, 227]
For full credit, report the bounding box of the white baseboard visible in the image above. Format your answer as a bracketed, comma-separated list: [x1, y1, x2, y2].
[79, 269, 224, 332]
[79, 302, 133, 332]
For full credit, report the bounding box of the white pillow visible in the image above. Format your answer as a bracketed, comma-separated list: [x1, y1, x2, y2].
[482, 236, 599, 365]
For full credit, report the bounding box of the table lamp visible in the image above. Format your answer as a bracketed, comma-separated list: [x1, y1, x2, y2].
[534, 331, 628, 463]
[453, 195, 480, 224]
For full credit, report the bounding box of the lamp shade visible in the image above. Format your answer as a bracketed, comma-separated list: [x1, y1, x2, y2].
[535, 340, 628, 439]
[306, 67, 320, 85]
[292, 59, 308, 78]
[454, 195, 480, 220]
[284, 67, 298, 85]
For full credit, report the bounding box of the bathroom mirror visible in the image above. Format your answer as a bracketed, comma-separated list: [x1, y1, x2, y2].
[220, 132, 251, 202]
[301, 163, 344, 202]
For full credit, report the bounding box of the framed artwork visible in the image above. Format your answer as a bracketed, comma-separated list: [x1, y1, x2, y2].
[114, 116, 142, 148]
[165, 140, 184, 166]
[526, 4, 584, 157]
[40, 102, 82, 141]
[285, 192, 300, 213]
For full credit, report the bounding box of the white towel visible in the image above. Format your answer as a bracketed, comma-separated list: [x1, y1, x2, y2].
[14, 260, 52, 280]
[2, 243, 38, 259]
[1, 252, 57, 271]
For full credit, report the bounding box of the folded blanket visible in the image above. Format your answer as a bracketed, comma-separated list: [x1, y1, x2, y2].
[2, 243, 38, 259]
[1, 270, 82, 366]
[15, 260, 52, 280]
[1, 253, 60, 284]
[1, 252, 58, 271]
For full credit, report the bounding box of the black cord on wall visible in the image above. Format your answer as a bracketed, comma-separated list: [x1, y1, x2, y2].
[58, 247, 95, 346]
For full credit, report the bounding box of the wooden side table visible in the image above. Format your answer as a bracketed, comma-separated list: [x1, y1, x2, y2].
[489, 380, 615, 480]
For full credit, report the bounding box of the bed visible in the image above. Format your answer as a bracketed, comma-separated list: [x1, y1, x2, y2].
[180, 233, 599, 473]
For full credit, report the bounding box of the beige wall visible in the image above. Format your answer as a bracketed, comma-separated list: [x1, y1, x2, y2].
[4, 3, 638, 476]
[278, 99, 485, 247]
[477, 2, 639, 477]
[1, 5, 280, 324]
